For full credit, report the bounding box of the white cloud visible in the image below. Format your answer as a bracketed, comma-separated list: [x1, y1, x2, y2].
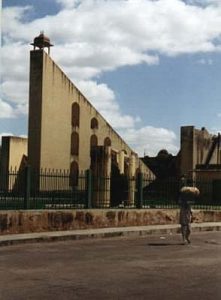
[2, 0, 221, 155]
[77, 80, 141, 129]
[119, 126, 179, 156]
[0, 99, 16, 118]
[0, 98, 28, 119]
[53, 43, 159, 79]
[3, 1, 221, 56]
[2, 6, 33, 43]
[1, 43, 29, 82]
[1, 80, 29, 105]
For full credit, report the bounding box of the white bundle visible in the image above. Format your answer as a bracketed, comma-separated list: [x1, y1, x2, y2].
[180, 186, 200, 196]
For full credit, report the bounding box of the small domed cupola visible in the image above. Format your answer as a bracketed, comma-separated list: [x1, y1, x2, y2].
[30, 31, 53, 54]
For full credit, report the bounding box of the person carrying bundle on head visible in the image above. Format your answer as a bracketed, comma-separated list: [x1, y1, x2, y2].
[179, 186, 200, 244]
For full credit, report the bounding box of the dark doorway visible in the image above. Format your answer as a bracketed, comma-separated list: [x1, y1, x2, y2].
[110, 155, 128, 207]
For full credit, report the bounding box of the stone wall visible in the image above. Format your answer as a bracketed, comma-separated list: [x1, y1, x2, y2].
[0, 209, 221, 235]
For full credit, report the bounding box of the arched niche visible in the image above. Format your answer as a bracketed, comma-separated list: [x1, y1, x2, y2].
[70, 161, 79, 187]
[104, 137, 111, 147]
[72, 102, 80, 127]
[90, 134, 98, 148]
[91, 117, 98, 129]
[71, 132, 79, 155]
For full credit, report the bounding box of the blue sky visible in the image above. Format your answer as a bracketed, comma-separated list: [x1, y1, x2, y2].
[1, 0, 221, 156]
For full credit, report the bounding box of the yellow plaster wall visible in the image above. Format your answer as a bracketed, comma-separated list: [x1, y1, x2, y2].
[29, 50, 153, 177]
[0, 136, 27, 171]
[9, 137, 27, 169]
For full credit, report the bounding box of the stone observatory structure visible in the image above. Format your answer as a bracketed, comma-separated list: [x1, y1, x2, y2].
[28, 33, 154, 206]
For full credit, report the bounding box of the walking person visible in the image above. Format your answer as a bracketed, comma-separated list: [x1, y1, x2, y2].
[179, 199, 192, 244]
[179, 186, 200, 244]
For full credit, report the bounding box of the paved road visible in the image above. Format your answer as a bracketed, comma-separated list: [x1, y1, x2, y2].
[0, 231, 220, 300]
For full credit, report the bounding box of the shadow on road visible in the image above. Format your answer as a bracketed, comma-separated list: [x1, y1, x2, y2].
[147, 242, 185, 246]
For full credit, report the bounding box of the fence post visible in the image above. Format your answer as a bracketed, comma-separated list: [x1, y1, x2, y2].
[137, 172, 143, 209]
[86, 169, 92, 209]
[24, 165, 31, 209]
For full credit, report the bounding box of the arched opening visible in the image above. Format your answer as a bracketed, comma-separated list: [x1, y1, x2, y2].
[110, 158, 128, 207]
[90, 135, 98, 168]
[91, 117, 98, 129]
[69, 161, 79, 187]
[72, 102, 80, 127]
[124, 158, 129, 177]
[71, 132, 79, 156]
[104, 137, 111, 147]
[90, 134, 98, 148]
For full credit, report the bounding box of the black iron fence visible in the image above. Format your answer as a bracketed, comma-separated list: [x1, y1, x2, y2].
[0, 167, 220, 210]
[0, 168, 87, 210]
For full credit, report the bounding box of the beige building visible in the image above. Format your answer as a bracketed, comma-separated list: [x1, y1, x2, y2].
[27, 33, 154, 206]
[0, 136, 28, 190]
[0, 136, 27, 172]
[28, 34, 153, 179]
[180, 126, 221, 179]
[179, 126, 221, 202]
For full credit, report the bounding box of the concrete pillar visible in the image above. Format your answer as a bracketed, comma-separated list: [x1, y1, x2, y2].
[91, 146, 111, 208]
[128, 153, 136, 206]
[118, 150, 125, 174]
[105, 146, 111, 207]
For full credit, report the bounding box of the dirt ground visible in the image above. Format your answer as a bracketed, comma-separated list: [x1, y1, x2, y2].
[0, 231, 220, 300]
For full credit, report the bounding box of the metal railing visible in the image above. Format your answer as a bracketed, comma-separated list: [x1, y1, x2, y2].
[0, 167, 220, 210]
[0, 167, 87, 210]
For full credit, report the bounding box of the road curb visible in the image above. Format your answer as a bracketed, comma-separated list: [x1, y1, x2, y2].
[0, 222, 221, 247]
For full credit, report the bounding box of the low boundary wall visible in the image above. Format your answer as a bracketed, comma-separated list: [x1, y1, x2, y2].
[1, 209, 221, 235]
